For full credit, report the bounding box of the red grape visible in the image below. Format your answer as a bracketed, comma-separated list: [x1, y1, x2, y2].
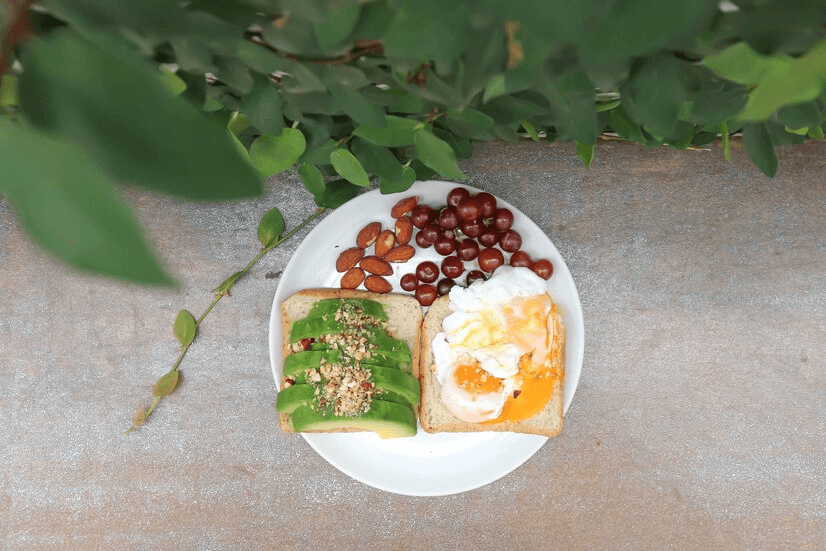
[415, 230, 432, 248]
[478, 228, 499, 248]
[466, 270, 486, 286]
[422, 222, 440, 244]
[447, 187, 470, 207]
[415, 284, 438, 306]
[441, 256, 464, 278]
[434, 235, 456, 256]
[410, 205, 435, 229]
[509, 250, 532, 267]
[478, 247, 504, 272]
[437, 206, 459, 230]
[476, 192, 497, 217]
[456, 238, 479, 261]
[498, 229, 522, 252]
[530, 258, 554, 279]
[437, 278, 456, 296]
[459, 218, 483, 238]
[456, 196, 482, 221]
[492, 208, 514, 232]
[415, 261, 439, 283]
[400, 273, 418, 291]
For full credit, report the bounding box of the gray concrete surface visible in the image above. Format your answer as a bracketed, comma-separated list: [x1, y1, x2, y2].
[1, 139, 824, 549]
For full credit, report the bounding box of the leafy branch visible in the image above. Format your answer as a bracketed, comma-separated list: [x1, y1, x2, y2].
[126, 206, 325, 433]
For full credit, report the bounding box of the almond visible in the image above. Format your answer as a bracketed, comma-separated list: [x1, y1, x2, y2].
[356, 222, 382, 249]
[384, 244, 415, 262]
[374, 229, 396, 257]
[394, 216, 413, 245]
[359, 255, 393, 276]
[336, 247, 364, 272]
[391, 196, 418, 218]
[340, 267, 365, 289]
[364, 274, 392, 294]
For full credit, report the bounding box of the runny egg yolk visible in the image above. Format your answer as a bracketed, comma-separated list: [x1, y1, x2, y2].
[452, 362, 503, 394]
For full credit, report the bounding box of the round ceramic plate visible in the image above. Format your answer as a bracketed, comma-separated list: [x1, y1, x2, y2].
[268, 180, 584, 496]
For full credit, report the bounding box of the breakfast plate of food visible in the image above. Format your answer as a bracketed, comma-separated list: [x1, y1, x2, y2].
[268, 180, 584, 496]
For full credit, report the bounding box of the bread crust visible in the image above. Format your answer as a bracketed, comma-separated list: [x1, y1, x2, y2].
[278, 288, 423, 435]
[418, 295, 566, 437]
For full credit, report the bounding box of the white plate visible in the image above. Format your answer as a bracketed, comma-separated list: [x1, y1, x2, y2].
[268, 180, 584, 496]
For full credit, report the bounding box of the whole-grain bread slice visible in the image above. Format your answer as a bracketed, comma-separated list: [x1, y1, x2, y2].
[278, 288, 423, 434]
[418, 294, 566, 437]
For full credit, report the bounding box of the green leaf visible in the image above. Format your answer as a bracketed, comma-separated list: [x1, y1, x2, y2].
[249, 128, 307, 177]
[173, 309, 197, 347]
[742, 122, 778, 178]
[703, 39, 826, 121]
[576, 141, 595, 169]
[596, 100, 620, 113]
[170, 38, 214, 73]
[721, 121, 731, 162]
[330, 149, 371, 187]
[313, 2, 361, 51]
[212, 271, 244, 296]
[233, 41, 288, 75]
[413, 127, 467, 180]
[808, 125, 825, 141]
[227, 112, 251, 136]
[241, 75, 285, 135]
[327, 81, 386, 127]
[17, 30, 262, 201]
[409, 159, 436, 181]
[536, 66, 597, 144]
[383, 1, 471, 70]
[578, 1, 718, 82]
[668, 125, 695, 150]
[297, 163, 325, 195]
[785, 125, 809, 136]
[482, 74, 507, 103]
[443, 108, 495, 139]
[351, 137, 403, 182]
[621, 54, 688, 138]
[353, 115, 421, 146]
[479, 95, 543, 126]
[776, 102, 822, 130]
[379, 166, 417, 194]
[313, 178, 360, 209]
[609, 105, 645, 143]
[158, 67, 186, 96]
[152, 371, 180, 398]
[0, 120, 172, 285]
[300, 138, 338, 166]
[0, 75, 18, 107]
[257, 207, 286, 248]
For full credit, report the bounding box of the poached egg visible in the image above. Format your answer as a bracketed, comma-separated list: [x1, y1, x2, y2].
[432, 266, 560, 424]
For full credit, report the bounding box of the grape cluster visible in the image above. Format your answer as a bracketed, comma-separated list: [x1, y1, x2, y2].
[396, 187, 554, 306]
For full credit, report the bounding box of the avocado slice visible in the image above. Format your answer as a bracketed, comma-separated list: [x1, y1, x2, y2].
[289, 400, 417, 438]
[307, 298, 387, 321]
[275, 384, 315, 413]
[304, 333, 411, 364]
[284, 349, 405, 375]
[288, 315, 387, 344]
[281, 365, 420, 407]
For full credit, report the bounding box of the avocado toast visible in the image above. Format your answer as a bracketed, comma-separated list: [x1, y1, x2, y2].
[276, 289, 423, 438]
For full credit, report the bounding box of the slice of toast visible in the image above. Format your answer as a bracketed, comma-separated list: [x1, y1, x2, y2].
[418, 294, 566, 437]
[278, 288, 423, 434]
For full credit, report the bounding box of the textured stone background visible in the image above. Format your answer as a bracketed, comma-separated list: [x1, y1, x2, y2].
[1, 139, 824, 550]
